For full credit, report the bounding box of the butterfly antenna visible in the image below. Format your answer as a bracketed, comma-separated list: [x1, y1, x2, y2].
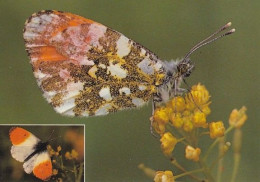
[183, 22, 235, 61]
[47, 129, 55, 141]
[48, 135, 62, 142]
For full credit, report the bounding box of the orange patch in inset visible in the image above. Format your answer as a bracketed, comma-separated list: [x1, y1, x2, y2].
[33, 160, 52, 181]
[38, 46, 67, 62]
[9, 127, 30, 145]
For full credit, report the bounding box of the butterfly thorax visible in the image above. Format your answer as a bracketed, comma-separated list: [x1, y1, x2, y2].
[24, 141, 49, 162]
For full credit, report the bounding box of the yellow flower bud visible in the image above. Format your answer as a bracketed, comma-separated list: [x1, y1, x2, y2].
[154, 170, 175, 182]
[160, 132, 178, 156]
[183, 118, 194, 132]
[52, 169, 58, 175]
[186, 83, 210, 107]
[170, 113, 183, 128]
[169, 96, 186, 113]
[185, 145, 201, 162]
[192, 111, 208, 128]
[153, 107, 171, 124]
[152, 117, 166, 135]
[209, 121, 225, 139]
[71, 149, 79, 159]
[229, 106, 247, 128]
[65, 151, 72, 160]
[57, 146, 62, 152]
[201, 104, 211, 115]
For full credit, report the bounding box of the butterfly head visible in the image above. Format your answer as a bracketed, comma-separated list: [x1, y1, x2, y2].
[157, 22, 235, 103]
[176, 58, 194, 78]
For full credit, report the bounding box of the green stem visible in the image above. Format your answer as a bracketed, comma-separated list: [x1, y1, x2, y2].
[203, 139, 219, 161]
[216, 137, 225, 182]
[73, 161, 77, 180]
[198, 159, 215, 182]
[200, 131, 210, 136]
[170, 158, 202, 182]
[210, 152, 225, 171]
[174, 168, 204, 180]
[230, 128, 242, 182]
[60, 155, 64, 170]
[76, 163, 84, 182]
[230, 153, 240, 182]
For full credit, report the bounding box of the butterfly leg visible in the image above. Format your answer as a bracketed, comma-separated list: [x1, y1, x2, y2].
[149, 95, 161, 138]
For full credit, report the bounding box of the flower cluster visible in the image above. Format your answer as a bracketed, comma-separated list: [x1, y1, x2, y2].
[47, 144, 84, 182]
[153, 83, 226, 158]
[140, 83, 247, 182]
[65, 149, 79, 160]
[153, 83, 211, 135]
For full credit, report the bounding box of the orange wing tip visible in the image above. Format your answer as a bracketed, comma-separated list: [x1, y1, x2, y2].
[51, 10, 96, 36]
[9, 127, 31, 145]
[37, 46, 67, 62]
[33, 160, 52, 181]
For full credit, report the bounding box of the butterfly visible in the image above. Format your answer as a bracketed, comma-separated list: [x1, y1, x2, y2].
[23, 10, 235, 117]
[9, 127, 52, 181]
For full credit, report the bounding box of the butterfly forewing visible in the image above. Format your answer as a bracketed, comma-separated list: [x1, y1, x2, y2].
[9, 127, 40, 162]
[24, 10, 166, 116]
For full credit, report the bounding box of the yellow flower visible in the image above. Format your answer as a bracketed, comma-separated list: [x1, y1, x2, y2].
[182, 117, 194, 132]
[65, 149, 79, 160]
[209, 121, 225, 139]
[153, 107, 171, 124]
[71, 149, 79, 159]
[201, 105, 211, 115]
[154, 171, 175, 182]
[170, 113, 183, 128]
[192, 111, 208, 128]
[52, 169, 58, 175]
[189, 83, 210, 106]
[65, 151, 72, 160]
[152, 116, 166, 134]
[185, 145, 201, 162]
[160, 132, 178, 156]
[229, 106, 247, 128]
[47, 145, 56, 157]
[168, 96, 186, 113]
[57, 146, 62, 152]
[185, 83, 210, 112]
[153, 107, 171, 134]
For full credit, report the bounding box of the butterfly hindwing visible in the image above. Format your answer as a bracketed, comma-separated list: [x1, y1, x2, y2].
[24, 10, 166, 117]
[23, 152, 52, 180]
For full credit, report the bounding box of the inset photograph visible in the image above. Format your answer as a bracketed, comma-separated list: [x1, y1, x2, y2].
[0, 125, 84, 182]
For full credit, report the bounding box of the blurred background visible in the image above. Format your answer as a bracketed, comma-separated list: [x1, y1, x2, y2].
[0, 0, 259, 181]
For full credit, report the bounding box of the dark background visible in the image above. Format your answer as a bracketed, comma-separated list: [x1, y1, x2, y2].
[0, 0, 259, 181]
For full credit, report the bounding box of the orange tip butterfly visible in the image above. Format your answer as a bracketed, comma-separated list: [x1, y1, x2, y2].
[9, 127, 52, 181]
[23, 10, 235, 117]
